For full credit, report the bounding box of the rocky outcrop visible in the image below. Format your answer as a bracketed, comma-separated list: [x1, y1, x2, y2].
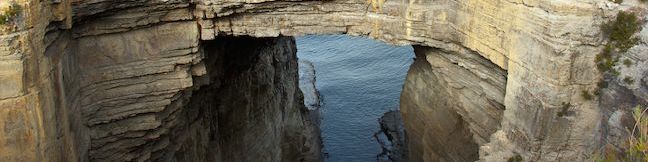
[77, 33, 321, 162]
[596, 15, 648, 155]
[1, 7, 321, 160]
[77, 21, 200, 162]
[65, 24, 320, 161]
[181, 36, 321, 162]
[298, 59, 320, 111]
[298, 59, 322, 136]
[0, 0, 646, 161]
[401, 46, 507, 162]
[375, 110, 407, 162]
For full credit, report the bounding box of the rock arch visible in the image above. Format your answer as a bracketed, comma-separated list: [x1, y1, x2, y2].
[0, 0, 629, 161]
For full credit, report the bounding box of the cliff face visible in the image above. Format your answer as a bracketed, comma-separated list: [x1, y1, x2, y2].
[401, 46, 507, 162]
[0, 7, 321, 161]
[75, 21, 321, 161]
[179, 36, 320, 162]
[0, 0, 646, 161]
[73, 31, 320, 161]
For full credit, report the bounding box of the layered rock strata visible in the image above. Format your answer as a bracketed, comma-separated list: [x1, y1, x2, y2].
[76, 28, 320, 161]
[0, 0, 646, 161]
[401, 46, 507, 162]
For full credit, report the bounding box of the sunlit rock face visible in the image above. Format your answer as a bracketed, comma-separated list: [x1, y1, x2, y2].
[0, 0, 646, 161]
[24, 20, 319, 161]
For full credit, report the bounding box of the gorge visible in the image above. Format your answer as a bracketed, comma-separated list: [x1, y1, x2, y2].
[1, 0, 648, 162]
[296, 35, 413, 162]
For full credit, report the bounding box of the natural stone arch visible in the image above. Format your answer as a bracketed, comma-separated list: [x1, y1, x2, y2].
[0, 0, 622, 161]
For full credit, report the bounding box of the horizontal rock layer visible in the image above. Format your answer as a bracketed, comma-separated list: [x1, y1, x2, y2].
[401, 46, 507, 162]
[0, 0, 645, 161]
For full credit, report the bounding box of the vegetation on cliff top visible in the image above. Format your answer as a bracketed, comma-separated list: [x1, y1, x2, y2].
[602, 11, 641, 53]
[0, 1, 21, 25]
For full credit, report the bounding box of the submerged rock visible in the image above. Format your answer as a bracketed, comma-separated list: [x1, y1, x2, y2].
[298, 59, 324, 156]
[375, 110, 408, 162]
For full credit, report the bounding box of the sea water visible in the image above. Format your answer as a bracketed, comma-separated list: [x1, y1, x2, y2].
[296, 35, 414, 162]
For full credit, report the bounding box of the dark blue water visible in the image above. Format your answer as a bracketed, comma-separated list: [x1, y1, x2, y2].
[296, 35, 414, 162]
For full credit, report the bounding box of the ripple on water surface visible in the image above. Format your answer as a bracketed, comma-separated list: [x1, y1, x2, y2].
[296, 35, 414, 162]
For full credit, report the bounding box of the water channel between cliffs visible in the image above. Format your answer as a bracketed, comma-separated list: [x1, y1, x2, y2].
[296, 35, 414, 162]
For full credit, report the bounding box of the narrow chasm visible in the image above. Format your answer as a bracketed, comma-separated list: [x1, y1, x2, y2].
[177, 36, 321, 162]
[296, 35, 414, 162]
[90, 34, 508, 162]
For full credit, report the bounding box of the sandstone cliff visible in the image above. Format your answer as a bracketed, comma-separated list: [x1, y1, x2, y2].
[401, 46, 507, 162]
[0, 0, 646, 161]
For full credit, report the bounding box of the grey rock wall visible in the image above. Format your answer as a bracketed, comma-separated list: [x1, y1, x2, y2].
[178, 36, 321, 162]
[0, 0, 646, 161]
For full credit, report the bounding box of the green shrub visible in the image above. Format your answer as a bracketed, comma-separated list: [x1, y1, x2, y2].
[596, 57, 617, 73]
[593, 81, 607, 96]
[507, 154, 523, 162]
[591, 11, 642, 98]
[0, 14, 7, 25]
[596, 11, 641, 76]
[611, 69, 621, 76]
[623, 59, 633, 67]
[626, 106, 648, 161]
[581, 90, 594, 100]
[598, 80, 609, 89]
[557, 102, 571, 117]
[623, 76, 635, 84]
[0, 2, 21, 25]
[602, 11, 641, 52]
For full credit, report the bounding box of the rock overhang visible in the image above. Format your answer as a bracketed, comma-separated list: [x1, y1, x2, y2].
[1, 0, 643, 161]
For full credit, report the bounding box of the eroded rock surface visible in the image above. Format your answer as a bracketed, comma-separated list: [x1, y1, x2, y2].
[375, 110, 407, 162]
[1, 0, 647, 161]
[596, 14, 648, 156]
[298, 59, 320, 111]
[401, 46, 507, 162]
[179, 36, 321, 162]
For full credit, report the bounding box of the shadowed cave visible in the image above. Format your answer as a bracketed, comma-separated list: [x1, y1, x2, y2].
[176, 36, 321, 162]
